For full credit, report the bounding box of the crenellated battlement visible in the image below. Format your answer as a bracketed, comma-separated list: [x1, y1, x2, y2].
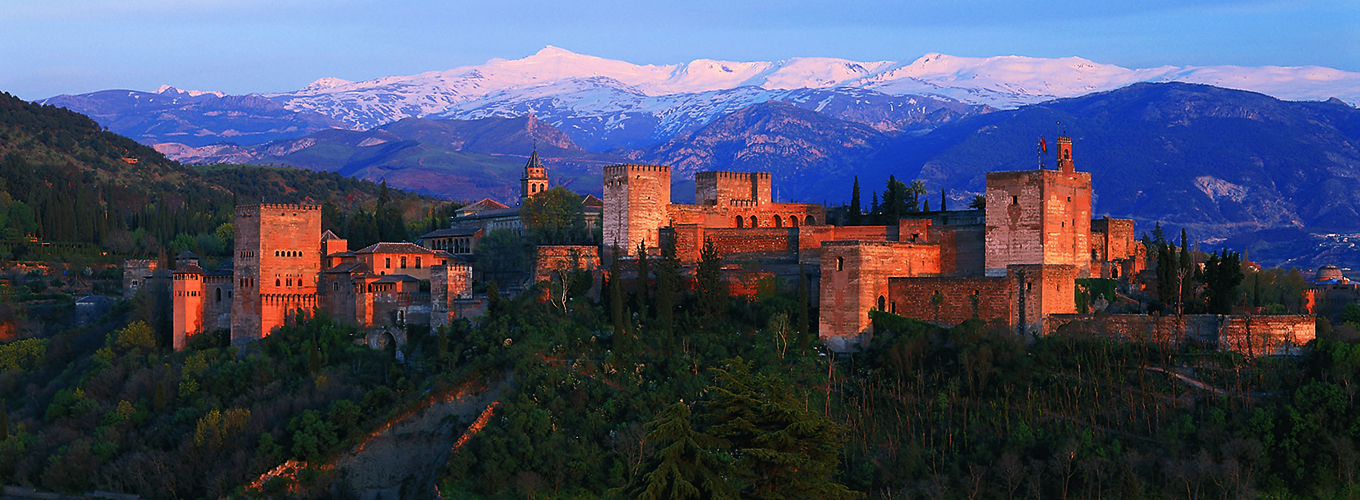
[236, 204, 322, 217]
[604, 164, 670, 176]
[696, 170, 772, 180]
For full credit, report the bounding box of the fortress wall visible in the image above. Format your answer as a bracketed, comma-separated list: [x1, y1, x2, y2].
[888, 276, 1015, 327]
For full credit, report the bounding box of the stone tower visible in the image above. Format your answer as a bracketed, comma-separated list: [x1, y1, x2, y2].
[172, 263, 205, 351]
[520, 150, 549, 203]
[603, 164, 671, 256]
[983, 136, 1091, 278]
[695, 171, 771, 206]
[231, 204, 322, 344]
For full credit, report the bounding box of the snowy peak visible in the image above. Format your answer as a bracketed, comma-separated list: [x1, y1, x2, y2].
[153, 85, 226, 98]
[299, 77, 353, 93]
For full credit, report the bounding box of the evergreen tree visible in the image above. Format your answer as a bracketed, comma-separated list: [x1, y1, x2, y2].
[940, 189, 947, 211]
[696, 238, 726, 318]
[655, 236, 678, 339]
[848, 176, 862, 226]
[705, 362, 859, 500]
[610, 247, 627, 351]
[635, 242, 650, 322]
[796, 263, 810, 352]
[1204, 250, 1245, 314]
[1179, 229, 1195, 308]
[1156, 242, 1177, 307]
[613, 403, 738, 500]
[1, 399, 7, 440]
[868, 191, 880, 225]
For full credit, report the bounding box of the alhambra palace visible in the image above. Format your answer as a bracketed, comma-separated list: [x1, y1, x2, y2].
[130, 138, 1315, 355]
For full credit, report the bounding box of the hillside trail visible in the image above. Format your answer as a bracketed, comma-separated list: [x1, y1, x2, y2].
[328, 374, 509, 499]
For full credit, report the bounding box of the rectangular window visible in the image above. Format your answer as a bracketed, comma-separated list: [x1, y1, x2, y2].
[415, 257, 421, 268]
[401, 256, 407, 268]
[385, 257, 391, 269]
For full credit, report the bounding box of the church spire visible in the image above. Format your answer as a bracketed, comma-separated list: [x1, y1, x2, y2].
[520, 146, 548, 203]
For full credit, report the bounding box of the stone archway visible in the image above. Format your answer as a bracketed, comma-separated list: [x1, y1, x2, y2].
[366, 327, 408, 360]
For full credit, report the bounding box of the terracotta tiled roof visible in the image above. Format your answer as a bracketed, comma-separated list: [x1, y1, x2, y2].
[174, 263, 204, 274]
[420, 227, 483, 238]
[352, 242, 436, 255]
[321, 230, 344, 241]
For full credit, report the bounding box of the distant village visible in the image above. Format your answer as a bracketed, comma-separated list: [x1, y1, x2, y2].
[132, 139, 1323, 356]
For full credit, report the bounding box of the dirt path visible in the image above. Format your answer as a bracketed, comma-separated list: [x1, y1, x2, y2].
[329, 377, 508, 500]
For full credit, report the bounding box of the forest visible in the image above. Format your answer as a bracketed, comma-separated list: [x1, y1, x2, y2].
[1, 229, 1357, 499]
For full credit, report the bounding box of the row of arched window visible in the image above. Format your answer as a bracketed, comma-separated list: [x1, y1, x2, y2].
[275, 250, 305, 257]
[733, 214, 815, 228]
[275, 278, 307, 287]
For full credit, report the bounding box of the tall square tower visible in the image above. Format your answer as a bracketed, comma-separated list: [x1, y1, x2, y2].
[603, 164, 671, 256]
[984, 137, 1091, 278]
[232, 204, 322, 344]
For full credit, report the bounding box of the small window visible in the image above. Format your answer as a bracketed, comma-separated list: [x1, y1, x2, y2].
[401, 256, 407, 269]
[877, 295, 886, 311]
[836, 257, 844, 271]
[287, 278, 292, 286]
[1067, 196, 1072, 202]
[415, 257, 422, 268]
[1011, 195, 1018, 205]
[385, 257, 391, 269]
[216, 288, 222, 302]
[276, 279, 281, 286]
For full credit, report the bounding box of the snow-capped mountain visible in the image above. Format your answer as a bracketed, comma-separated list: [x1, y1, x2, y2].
[270, 46, 1360, 129]
[40, 46, 1360, 151]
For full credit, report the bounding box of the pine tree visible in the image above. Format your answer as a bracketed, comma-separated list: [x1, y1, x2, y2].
[869, 191, 880, 225]
[1179, 229, 1195, 308]
[705, 362, 859, 500]
[940, 189, 947, 211]
[848, 176, 862, 226]
[612, 403, 738, 500]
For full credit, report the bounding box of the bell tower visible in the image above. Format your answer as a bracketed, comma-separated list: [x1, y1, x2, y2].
[520, 149, 549, 203]
[1056, 136, 1074, 173]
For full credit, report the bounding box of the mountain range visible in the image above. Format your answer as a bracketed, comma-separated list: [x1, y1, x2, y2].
[40, 47, 1360, 151]
[27, 48, 1360, 268]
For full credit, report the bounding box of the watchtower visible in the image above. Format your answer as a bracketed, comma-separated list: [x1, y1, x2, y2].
[231, 204, 322, 344]
[983, 136, 1091, 278]
[603, 164, 671, 256]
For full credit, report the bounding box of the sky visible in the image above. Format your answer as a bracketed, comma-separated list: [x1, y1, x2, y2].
[2, 0, 1356, 100]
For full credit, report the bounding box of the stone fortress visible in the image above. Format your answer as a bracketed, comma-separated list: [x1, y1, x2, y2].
[140, 137, 1313, 356]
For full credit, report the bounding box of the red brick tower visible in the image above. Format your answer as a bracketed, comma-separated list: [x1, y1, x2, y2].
[231, 204, 321, 344]
[983, 136, 1091, 278]
[603, 164, 671, 256]
[172, 263, 205, 351]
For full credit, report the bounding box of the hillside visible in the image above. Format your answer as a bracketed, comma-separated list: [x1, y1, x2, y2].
[157, 114, 626, 202]
[0, 91, 444, 261]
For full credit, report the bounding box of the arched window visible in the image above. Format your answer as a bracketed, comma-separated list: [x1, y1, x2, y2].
[749, 216, 757, 228]
[735, 216, 744, 228]
[773, 215, 783, 227]
[805, 216, 816, 225]
[286, 278, 292, 286]
[877, 295, 886, 311]
[276, 279, 281, 287]
[790, 216, 799, 227]
[216, 288, 222, 302]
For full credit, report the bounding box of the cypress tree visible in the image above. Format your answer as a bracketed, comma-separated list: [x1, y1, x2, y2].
[940, 189, 947, 211]
[635, 242, 650, 322]
[1179, 229, 1194, 308]
[848, 176, 862, 226]
[696, 238, 725, 318]
[796, 263, 810, 352]
[655, 237, 677, 340]
[610, 247, 628, 351]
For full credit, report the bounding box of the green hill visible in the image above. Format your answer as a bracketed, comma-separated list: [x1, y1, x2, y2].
[0, 91, 449, 262]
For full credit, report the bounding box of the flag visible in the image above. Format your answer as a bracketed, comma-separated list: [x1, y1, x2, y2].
[1040, 136, 1047, 154]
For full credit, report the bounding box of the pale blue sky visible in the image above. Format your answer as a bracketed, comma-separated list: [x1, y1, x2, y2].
[2, 0, 1355, 100]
